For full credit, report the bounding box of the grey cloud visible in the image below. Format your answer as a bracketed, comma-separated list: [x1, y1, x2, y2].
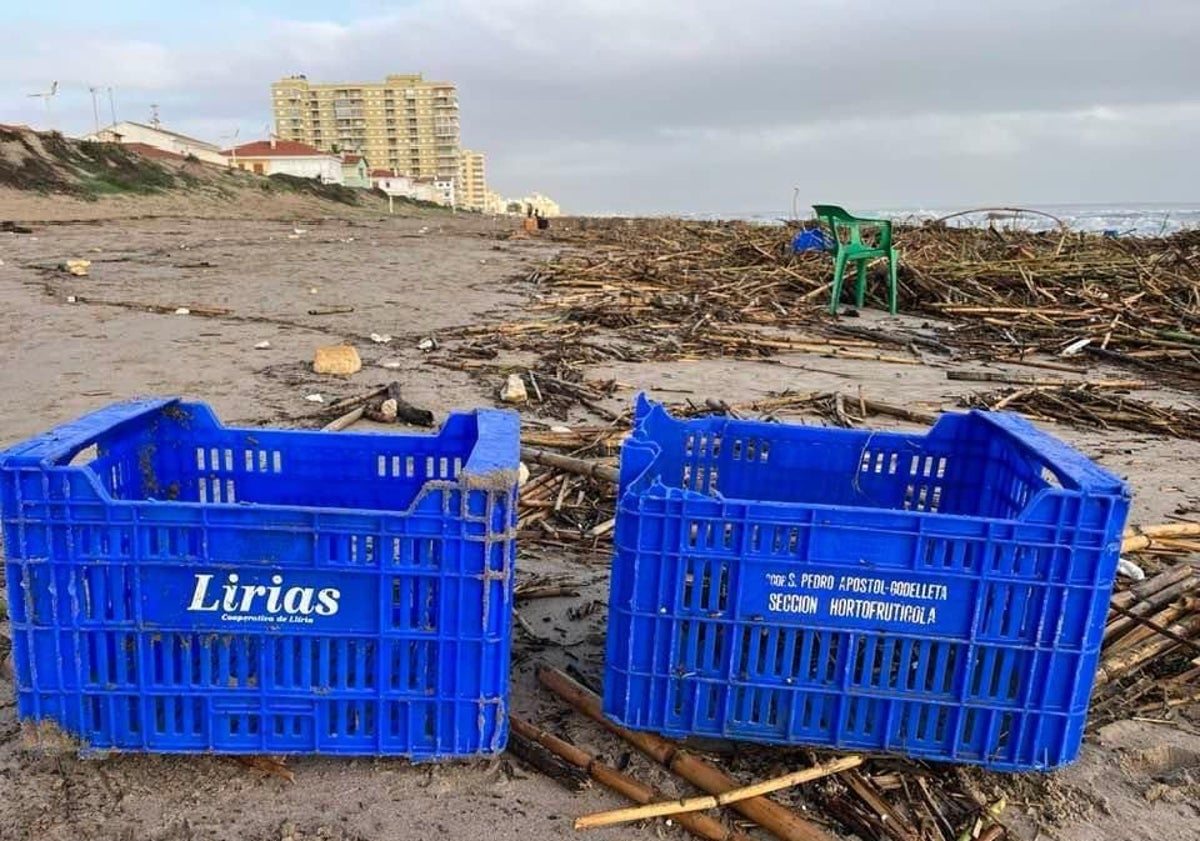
[1, 0, 1197, 212]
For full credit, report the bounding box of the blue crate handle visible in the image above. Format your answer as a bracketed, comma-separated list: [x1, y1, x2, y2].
[969, 410, 1126, 494]
[0, 398, 177, 467]
[629, 394, 1125, 497]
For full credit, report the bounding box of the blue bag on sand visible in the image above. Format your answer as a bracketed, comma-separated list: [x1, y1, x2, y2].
[790, 227, 829, 253]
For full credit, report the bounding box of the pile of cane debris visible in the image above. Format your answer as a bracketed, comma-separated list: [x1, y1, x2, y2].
[287, 217, 1200, 840]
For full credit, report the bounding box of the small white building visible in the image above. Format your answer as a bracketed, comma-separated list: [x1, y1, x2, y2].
[222, 138, 344, 184]
[81, 121, 225, 166]
[370, 169, 414, 197]
[434, 177, 456, 208]
[411, 179, 443, 205]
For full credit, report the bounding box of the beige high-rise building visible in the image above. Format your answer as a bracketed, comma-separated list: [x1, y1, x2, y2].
[458, 150, 487, 210]
[271, 74, 460, 182]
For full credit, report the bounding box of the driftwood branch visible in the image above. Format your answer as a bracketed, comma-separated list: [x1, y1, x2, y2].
[520, 447, 619, 484]
[575, 756, 863, 829]
[509, 717, 754, 841]
[537, 667, 837, 841]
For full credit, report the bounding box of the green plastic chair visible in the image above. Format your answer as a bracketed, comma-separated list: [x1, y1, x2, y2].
[812, 204, 898, 314]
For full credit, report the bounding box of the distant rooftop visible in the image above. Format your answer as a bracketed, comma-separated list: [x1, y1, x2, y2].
[105, 121, 221, 151]
[222, 139, 332, 158]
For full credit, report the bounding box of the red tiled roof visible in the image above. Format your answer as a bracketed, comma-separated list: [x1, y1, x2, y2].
[370, 169, 405, 178]
[222, 139, 330, 158]
[342, 154, 363, 165]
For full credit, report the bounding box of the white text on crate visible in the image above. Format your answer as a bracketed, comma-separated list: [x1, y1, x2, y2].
[187, 572, 342, 617]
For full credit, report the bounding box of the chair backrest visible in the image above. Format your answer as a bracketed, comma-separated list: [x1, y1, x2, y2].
[813, 204, 861, 248]
[812, 204, 891, 250]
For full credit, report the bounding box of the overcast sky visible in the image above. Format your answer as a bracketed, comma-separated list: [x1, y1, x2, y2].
[2, 1, 1197, 214]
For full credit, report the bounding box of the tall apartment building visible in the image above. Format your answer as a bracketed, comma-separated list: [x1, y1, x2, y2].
[458, 150, 487, 210]
[271, 74, 460, 183]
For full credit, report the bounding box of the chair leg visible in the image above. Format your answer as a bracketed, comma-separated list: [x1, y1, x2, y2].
[855, 261, 867, 308]
[829, 252, 848, 314]
[888, 248, 899, 314]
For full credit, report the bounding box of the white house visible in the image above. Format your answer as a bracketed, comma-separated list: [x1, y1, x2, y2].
[222, 138, 344, 184]
[433, 177, 456, 208]
[411, 179, 443, 204]
[370, 169, 414, 197]
[81, 121, 225, 166]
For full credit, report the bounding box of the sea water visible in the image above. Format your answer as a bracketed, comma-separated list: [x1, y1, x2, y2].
[682, 203, 1200, 236]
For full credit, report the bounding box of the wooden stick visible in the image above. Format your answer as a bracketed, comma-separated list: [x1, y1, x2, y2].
[853, 395, 937, 425]
[946, 370, 1148, 389]
[514, 584, 580, 602]
[73, 295, 234, 317]
[838, 769, 920, 841]
[1122, 523, 1200, 553]
[1104, 576, 1196, 641]
[1106, 601, 1200, 655]
[506, 727, 591, 792]
[1094, 612, 1200, 686]
[509, 717, 755, 841]
[994, 357, 1087, 374]
[1110, 565, 1194, 610]
[537, 667, 838, 841]
[575, 756, 863, 829]
[324, 384, 392, 414]
[322, 406, 364, 432]
[520, 447, 619, 484]
[1107, 604, 1188, 654]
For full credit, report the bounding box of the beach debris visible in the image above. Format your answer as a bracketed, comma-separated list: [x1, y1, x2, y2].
[362, 383, 434, 427]
[963, 384, 1200, 440]
[506, 727, 591, 793]
[369, 333, 392, 344]
[234, 756, 295, 784]
[304, 394, 324, 403]
[322, 406, 364, 432]
[1117, 558, 1146, 580]
[518, 462, 530, 487]
[380, 359, 402, 370]
[310, 287, 319, 294]
[417, 337, 438, 352]
[539, 667, 837, 841]
[0, 222, 33, 234]
[520, 446, 617, 484]
[65, 295, 76, 303]
[1060, 337, 1093, 357]
[58, 296, 234, 318]
[307, 305, 354, 316]
[254, 340, 272, 350]
[500, 373, 528, 403]
[292, 226, 307, 235]
[312, 344, 362, 375]
[509, 716, 757, 841]
[576, 756, 863, 830]
[61, 259, 91, 276]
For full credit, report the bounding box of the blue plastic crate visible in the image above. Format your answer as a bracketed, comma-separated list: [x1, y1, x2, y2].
[0, 398, 520, 759]
[604, 396, 1130, 771]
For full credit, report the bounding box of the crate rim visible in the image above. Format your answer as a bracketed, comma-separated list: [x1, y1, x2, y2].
[621, 394, 1130, 513]
[0, 397, 522, 519]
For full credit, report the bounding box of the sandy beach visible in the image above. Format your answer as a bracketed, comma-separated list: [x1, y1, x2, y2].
[0, 191, 1197, 841]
